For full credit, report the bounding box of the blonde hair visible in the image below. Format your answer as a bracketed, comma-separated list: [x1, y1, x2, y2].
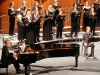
[86, 26, 90, 30]
[4, 39, 10, 44]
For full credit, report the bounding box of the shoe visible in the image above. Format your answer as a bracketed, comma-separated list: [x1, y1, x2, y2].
[9, 34, 13, 36]
[37, 40, 40, 42]
[16, 69, 22, 74]
[89, 54, 92, 57]
[16, 71, 21, 74]
[13, 33, 16, 35]
[85, 54, 89, 59]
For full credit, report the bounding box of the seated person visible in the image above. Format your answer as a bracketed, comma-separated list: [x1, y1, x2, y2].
[1, 39, 21, 74]
[82, 26, 95, 57]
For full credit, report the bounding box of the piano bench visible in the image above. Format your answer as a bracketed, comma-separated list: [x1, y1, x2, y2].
[0, 61, 9, 75]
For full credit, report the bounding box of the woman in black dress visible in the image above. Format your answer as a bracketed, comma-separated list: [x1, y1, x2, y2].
[83, 1, 91, 31]
[22, 6, 27, 39]
[25, 9, 35, 46]
[73, 0, 83, 32]
[43, 9, 52, 41]
[32, 9, 42, 42]
[89, 8, 97, 36]
[52, 0, 61, 26]
[56, 10, 65, 39]
[8, 2, 15, 36]
[70, 4, 81, 38]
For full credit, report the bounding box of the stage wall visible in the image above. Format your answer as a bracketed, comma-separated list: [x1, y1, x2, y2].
[0, 0, 95, 33]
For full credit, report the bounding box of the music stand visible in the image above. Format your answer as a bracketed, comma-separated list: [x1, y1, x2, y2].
[88, 37, 100, 43]
[88, 37, 98, 59]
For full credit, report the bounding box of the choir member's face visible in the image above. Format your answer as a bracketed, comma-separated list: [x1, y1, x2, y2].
[95, 0, 99, 2]
[86, 1, 89, 6]
[77, 0, 80, 4]
[11, 2, 14, 8]
[55, 1, 58, 4]
[59, 11, 62, 15]
[22, 1, 26, 6]
[36, 1, 38, 6]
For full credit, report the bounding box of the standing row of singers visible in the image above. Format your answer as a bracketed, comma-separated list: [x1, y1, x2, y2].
[71, 0, 100, 37]
[8, 0, 100, 45]
[8, 0, 64, 47]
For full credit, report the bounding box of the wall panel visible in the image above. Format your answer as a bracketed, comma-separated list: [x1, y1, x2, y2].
[0, 0, 97, 33]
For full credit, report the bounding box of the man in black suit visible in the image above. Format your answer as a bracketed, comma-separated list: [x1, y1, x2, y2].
[1, 39, 21, 74]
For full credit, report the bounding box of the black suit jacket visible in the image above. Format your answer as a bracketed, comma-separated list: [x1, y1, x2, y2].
[1, 46, 13, 64]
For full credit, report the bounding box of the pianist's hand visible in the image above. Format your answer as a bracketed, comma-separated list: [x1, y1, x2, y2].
[13, 53, 17, 57]
[84, 42, 87, 46]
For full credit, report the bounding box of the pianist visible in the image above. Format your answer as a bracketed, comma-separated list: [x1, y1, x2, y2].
[82, 26, 95, 58]
[1, 39, 21, 74]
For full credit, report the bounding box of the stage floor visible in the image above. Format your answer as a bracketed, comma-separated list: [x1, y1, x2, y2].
[0, 33, 100, 75]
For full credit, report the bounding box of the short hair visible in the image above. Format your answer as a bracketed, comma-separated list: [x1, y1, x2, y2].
[86, 26, 90, 30]
[4, 39, 10, 44]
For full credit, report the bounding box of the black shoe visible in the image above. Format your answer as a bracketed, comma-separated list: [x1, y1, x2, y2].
[37, 40, 40, 42]
[9, 34, 13, 36]
[16, 71, 21, 74]
[13, 33, 16, 35]
[16, 69, 22, 74]
[89, 54, 92, 57]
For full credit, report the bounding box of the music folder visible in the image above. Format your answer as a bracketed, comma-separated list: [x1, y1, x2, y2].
[88, 37, 100, 42]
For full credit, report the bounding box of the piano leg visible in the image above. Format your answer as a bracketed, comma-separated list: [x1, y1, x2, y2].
[75, 56, 78, 67]
[24, 64, 28, 75]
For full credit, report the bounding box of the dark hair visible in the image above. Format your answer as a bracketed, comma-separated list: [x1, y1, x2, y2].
[23, 6, 27, 11]
[76, 0, 81, 3]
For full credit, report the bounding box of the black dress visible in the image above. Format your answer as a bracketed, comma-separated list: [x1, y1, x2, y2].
[83, 8, 91, 31]
[92, 2, 99, 27]
[89, 13, 97, 36]
[17, 20, 25, 40]
[74, 3, 83, 31]
[70, 11, 81, 37]
[8, 8, 15, 35]
[25, 18, 35, 45]
[56, 15, 64, 38]
[52, 4, 61, 26]
[22, 12, 27, 39]
[43, 15, 52, 41]
[97, 7, 100, 27]
[33, 15, 42, 42]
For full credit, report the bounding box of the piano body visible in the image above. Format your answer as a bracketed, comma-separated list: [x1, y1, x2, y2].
[11, 42, 80, 75]
[38, 43, 80, 67]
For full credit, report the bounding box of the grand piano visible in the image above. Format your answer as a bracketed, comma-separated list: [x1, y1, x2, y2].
[15, 42, 80, 75]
